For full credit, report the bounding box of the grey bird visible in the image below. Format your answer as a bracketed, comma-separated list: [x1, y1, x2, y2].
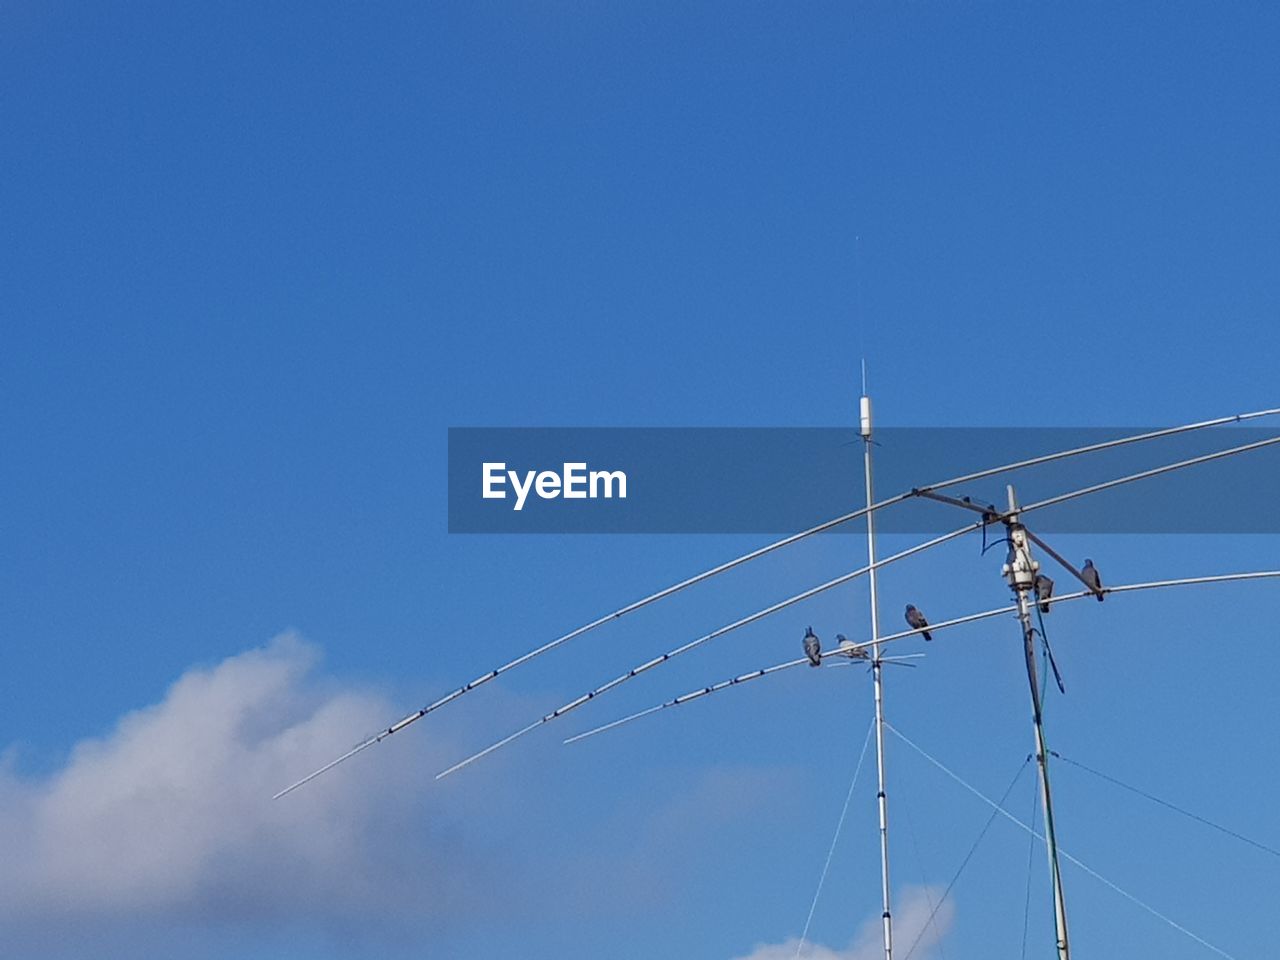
[904, 604, 933, 641]
[836, 633, 869, 660]
[803, 626, 822, 666]
[1034, 573, 1055, 614]
[1081, 559, 1104, 601]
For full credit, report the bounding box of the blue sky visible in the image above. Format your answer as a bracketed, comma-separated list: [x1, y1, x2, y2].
[2, 3, 1278, 958]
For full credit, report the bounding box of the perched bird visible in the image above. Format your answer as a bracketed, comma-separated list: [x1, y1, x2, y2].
[803, 626, 822, 666]
[836, 633, 869, 660]
[1034, 573, 1055, 614]
[1081, 559, 1104, 601]
[904, 604, 933, 641]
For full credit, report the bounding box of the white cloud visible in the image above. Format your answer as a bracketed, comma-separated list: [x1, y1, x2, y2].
[0, 633, 502, 938]
[0, 632, 905, 960]
[732, 885, 955, 960]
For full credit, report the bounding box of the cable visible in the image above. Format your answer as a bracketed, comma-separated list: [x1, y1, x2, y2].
[794, 718, 876, 960]
[896, 779, 950, 960]
[900, 756, 1031, 960]
[1054, 752, 1280, 861]
[1019, 774, 1039, 960]
[886, 723, 1240, 960]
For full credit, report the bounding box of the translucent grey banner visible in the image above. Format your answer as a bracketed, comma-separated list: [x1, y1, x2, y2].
[447, 427, 1280, 534]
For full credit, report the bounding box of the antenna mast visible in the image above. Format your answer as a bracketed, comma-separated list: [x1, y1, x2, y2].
[860, 389, 894, 960]
[1002, 484, 1071, 960]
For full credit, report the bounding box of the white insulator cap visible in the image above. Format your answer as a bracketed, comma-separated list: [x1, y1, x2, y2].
[859, 396, 873, 438]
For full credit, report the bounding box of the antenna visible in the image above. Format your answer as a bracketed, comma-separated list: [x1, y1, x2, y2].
[432, 431, 1280, 782]
[860, 389, 895, 960]
[434, 524, 980, 781]
[1002, 485, 1071, 960]
[273, 407, 1280, 798]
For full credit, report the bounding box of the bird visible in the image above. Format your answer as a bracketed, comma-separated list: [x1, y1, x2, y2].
[803, 626, 822, 666]
[904, 604, 933, 641]
[1034, 573, 1055, 614]
[836, 633, 869, 660]
[1081, 559, 1104, 601]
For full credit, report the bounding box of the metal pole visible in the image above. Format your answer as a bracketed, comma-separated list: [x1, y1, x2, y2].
[1003, 485, 1070, 960]
[861, 393, 894, 960]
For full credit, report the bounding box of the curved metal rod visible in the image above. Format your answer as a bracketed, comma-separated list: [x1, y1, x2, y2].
[434, 525, 979, 780]
[1020, 434, 1280, 514]
[273, 410, 1280, 798]
[435, 434, 1280, 781]
[564, 570, 1280, 743]
[564, 609, 1018, 745]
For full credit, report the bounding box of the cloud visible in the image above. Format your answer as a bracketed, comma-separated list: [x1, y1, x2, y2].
[731, 885, 955, 960]
[0, 633, 874, 960]
[0, 633, 511, 949]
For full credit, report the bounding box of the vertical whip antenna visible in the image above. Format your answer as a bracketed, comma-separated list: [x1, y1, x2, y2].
[860, 390, 895, 960]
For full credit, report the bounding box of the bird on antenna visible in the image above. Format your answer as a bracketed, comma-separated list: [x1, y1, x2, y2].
[803, 626, 821, 666]
[1081, 559, 1104, 601]
[1034, 573, 1055, 614]
[904, 604, 933, 641]
[836, 633, 869, 659]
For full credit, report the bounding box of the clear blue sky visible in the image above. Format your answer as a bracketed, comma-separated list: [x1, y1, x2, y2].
[2, 4, 1278, 959]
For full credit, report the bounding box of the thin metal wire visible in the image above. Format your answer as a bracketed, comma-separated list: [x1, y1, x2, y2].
[1054, 753, 1280, 861]
[273, 409, 1280, 797]
[895, 772, 949, 960]
[1020, 775, 1039, 960]
[886, 723, 1240, 960]
[900, 757, 1031, 960]
[795, 717, 876, 960]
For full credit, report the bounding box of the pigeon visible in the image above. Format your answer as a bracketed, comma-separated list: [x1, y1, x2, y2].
[836, 633, 869, 660]
[1081, 559, 1104, 601]
[904, 604, 933, 641]
[1034, 573, 1055, 614]
[803, 626, 822, 666]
